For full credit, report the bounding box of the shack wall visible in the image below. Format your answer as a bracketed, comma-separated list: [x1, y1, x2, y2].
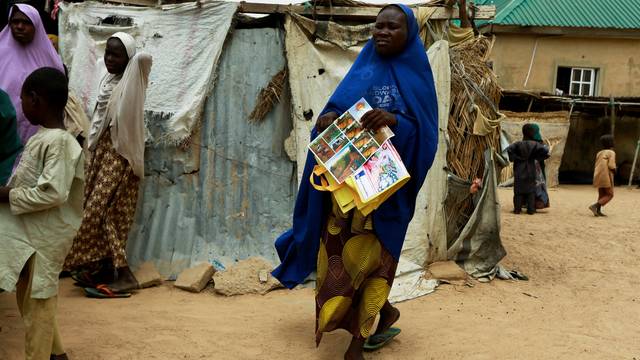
[559, 113, 640, 183]
[127, 28, 295, 276]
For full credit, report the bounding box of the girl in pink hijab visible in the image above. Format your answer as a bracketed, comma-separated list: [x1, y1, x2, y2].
[0, 3, 64, 144]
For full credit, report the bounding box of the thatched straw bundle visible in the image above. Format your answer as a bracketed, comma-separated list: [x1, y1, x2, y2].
[249, 68, 287, 123]
[447, 36, 502, 181]
[441, 35, 502, 245]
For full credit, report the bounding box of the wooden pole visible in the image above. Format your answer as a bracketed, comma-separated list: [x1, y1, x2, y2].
[101, 1, 497, 20]
[237, 2, 496, 20]
[610, 95, 616, 135]
[103, 0, 163, 6]
[629, 140, 640, 188]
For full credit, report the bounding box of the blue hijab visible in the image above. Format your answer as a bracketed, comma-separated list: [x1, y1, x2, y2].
[273, 4, 438, 289]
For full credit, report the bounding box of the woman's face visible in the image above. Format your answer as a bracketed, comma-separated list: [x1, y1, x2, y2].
[373, 6, 408, 57]
[10, 9, 35, 45]
[104, 38, 129, 75]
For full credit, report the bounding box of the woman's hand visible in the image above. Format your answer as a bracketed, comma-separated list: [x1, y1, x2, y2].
[361, 109, 397, 131]
[315, 112, 339, 132]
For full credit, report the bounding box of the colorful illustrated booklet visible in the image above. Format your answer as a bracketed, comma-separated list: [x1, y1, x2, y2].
[309, 98, 410, 204]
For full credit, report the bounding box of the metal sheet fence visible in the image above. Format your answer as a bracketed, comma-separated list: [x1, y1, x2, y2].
[127, 28, 295, 277]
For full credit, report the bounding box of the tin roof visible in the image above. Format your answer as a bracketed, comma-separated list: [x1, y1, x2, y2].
[476, 0, 640, 30]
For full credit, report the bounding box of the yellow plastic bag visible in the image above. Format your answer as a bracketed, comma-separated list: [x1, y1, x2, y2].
[345, 174, 410, 216]
[310, 165, 356, 213]
[310, 163, 410, 216]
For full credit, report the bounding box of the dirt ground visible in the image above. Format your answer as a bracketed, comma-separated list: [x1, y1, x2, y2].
[1, 186, 639, 360]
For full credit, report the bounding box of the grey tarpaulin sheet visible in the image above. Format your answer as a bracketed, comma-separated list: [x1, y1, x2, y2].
[447, 150, 507, 278]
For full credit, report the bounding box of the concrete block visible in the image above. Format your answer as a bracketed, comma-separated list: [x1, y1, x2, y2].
[214, 257, 282, 296]
[134, 262, 163, 289]
[428, 261, 467, 281]
[174, 262, 215, 293]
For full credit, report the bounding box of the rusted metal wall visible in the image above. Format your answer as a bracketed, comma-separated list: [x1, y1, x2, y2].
[127, 28, 295, 277]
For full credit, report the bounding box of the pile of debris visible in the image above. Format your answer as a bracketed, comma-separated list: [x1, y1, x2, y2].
[169, 257, 282, 295]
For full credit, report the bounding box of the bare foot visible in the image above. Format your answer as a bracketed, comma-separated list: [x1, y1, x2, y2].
[108, 266, 139, 292]
[374, 301, 400, 336]
[344, 337, 365, 360]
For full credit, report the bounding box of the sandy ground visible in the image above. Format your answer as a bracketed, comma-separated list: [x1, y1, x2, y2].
[1, 185, 639, 360]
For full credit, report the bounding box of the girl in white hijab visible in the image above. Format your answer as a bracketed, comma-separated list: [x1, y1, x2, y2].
[64, 32, 152, 296]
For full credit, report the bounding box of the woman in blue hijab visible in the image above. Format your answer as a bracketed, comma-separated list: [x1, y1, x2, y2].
[272, 4, 438, 358]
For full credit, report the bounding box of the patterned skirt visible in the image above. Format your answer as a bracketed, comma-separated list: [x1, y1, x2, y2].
[64, 133, 140, 270]
[315, 200, 398, 345]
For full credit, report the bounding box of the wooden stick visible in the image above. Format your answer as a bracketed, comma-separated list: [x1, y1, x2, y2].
[104, 0, 162, 6]
[629, 140, 640, 188]
[101, 0, 496, 20]
[237, 2, 496, 20]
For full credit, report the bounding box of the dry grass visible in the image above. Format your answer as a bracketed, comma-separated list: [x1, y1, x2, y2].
[443, 35, 503, 241]
[249, 68, 287, 123]
[447, 36, 502, 181]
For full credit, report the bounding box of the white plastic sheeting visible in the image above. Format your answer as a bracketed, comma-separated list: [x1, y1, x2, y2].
[389, 40, 452, 302]
[58, 1, 238, 144]
[401, 40, 451, 266]
[284, 14, 365, 180]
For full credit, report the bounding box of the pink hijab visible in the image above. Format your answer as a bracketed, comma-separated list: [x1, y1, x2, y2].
[0, 4, 64, 144]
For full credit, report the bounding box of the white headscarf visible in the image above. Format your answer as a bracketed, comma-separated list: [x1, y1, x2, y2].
[111, 32, 137, 58]
[104, 32, 152, 178]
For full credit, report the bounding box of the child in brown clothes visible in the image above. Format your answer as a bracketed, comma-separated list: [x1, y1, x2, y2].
[589, 135, 616, 216]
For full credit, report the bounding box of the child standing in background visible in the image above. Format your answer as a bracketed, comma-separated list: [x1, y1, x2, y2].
[589, 135, 616, 217]
[0, 67, 84, 360]
[507, 124, 550, 215]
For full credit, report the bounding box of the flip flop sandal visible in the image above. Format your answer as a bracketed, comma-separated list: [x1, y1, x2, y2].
[50, 353, 70, 360]
[106, 279, 141, 293]
[363, 327, 401, 352]
[84, 285, 131, 299]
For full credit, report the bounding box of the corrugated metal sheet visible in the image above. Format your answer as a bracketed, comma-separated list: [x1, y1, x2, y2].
[477, 0, 640, 29]
[126, 28, 296, 277]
